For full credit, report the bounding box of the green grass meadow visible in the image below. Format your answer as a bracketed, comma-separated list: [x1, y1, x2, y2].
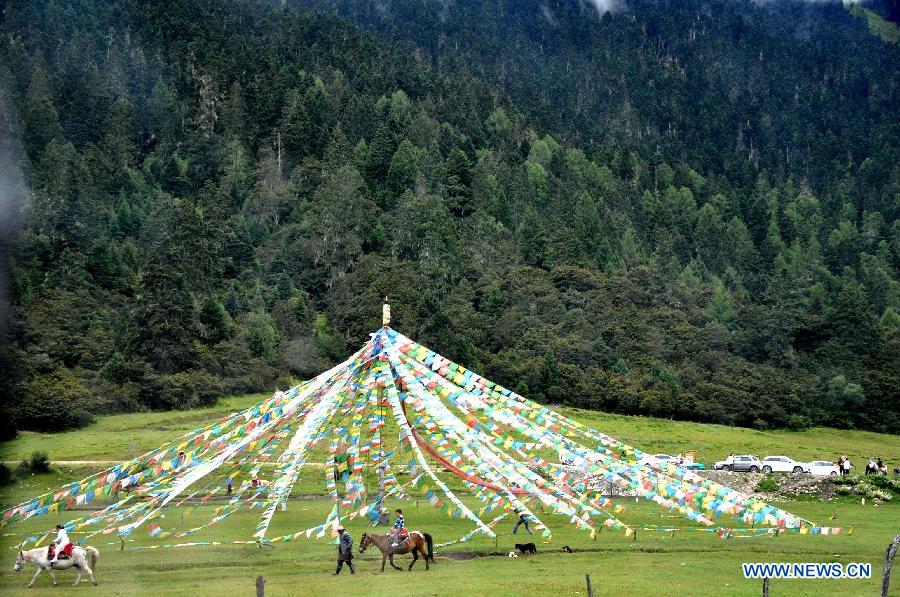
[1, 395, 898, 596]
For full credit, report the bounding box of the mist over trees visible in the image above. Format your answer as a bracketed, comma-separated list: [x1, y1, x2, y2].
[0, 0, 897, 436]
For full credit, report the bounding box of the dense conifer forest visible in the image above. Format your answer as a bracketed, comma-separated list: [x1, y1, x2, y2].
[0, 0, 897, 439]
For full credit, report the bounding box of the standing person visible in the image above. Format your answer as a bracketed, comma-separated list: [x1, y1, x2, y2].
[333, 526, 355, 575]
[49, 524, 69, 567]
[512, 510, 534, 535]
[726, 453, 735, 469]
[226, 476, 233, 495]
[842, 456, 852, 477]
[389, 508, 405, 548]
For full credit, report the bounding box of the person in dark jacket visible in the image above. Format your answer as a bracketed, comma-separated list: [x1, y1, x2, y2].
[333, 526, 355, 575]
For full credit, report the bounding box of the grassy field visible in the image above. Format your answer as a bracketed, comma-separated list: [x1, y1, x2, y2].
[1, 395, 899, 595]
[2, 394, 898, 468]
[0, 494, 896, 596]
[0, 394, 270, 462]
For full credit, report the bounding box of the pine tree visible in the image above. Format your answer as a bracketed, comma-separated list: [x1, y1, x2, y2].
[517, 207, 547, 267]
[22, 55, 63, 159]
[368, 123, 394, 184]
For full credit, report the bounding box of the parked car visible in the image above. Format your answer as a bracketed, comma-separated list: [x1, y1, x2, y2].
[640, 453, 707, 470]
[713, 454, 762, 472]
[761, 456, 810, 474]
[638, 453, 676, 467]
[808, 460, 840, 476]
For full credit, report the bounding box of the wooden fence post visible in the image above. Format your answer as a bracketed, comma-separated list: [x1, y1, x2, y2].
[585, 573, 593, 597]
[762, 576, 770, 597]
[883, 534, 900, 597]
[255, 575, 265, 597]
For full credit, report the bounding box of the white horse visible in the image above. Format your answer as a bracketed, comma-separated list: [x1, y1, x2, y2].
[14, 545, 99, 588]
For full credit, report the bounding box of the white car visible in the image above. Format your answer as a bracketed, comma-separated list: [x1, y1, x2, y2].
[761, 456, 810, 474]
[639, 453, 678, 467]
[808, 460, 840, 476]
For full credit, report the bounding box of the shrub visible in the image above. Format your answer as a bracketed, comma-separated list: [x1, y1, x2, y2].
[14, 370, 93, 431]
[28, 451, 51, 473]
[0, 463, 12, 486]
[149, 370, 224, 410]
[98, 352, 128, 383]
[15, 452, 51, 476]
[755, 474, 779, 493]
[242, 312, 278, 358]
[866, 475, 900, 495]
[785, 414, 812, 431]
[830, 476, 896, 501]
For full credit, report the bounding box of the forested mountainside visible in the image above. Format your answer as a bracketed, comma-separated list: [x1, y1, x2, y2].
[296, 0, 899, 202]
[0, 0, 897, 440]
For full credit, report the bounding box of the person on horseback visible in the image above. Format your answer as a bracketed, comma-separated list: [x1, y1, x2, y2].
[49, 524, 69, 567]
[389, 508, 407, 548]
[333, 525, 355, 575]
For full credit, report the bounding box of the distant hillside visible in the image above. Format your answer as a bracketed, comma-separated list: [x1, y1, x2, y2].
[0, 0, 897, 439]
[293, 0, 900, 204]
[850, 3, 900, 43]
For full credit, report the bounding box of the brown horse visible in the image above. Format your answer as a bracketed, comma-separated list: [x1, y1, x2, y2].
[359, 531, 434, 572]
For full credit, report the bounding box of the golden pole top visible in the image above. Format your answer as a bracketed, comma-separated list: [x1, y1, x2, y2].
[382, 299, 391, 327]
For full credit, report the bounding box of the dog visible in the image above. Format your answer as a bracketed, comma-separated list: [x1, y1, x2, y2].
[562, 545, 573, 553]
[515, 542, 537, 555]
[507, 551, 518, 558]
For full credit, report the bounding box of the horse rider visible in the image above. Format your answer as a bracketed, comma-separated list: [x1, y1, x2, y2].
[333, 525, 355, 575]
[389, 508, 406, 548]
[50, 524, 69, 567]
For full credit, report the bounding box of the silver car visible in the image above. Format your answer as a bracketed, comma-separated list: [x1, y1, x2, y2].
[713, 454, 762, 472]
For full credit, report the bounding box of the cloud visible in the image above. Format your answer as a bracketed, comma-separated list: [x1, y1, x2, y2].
[584, 0, 623, 14]
[0, 75, 26, 339]
[541, 4, 559, 26]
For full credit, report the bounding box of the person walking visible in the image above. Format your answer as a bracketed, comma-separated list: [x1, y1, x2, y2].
[333, 526, 355, 575]
[512, 510, 534, 535]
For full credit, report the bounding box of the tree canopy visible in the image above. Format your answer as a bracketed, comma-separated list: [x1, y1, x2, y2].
[0, 0, 897, 438]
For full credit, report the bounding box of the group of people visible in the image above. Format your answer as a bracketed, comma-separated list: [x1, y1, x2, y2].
[837, 455, 853, 476]
[865, 456, 889, 475]
[333, 508, 408, 576]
